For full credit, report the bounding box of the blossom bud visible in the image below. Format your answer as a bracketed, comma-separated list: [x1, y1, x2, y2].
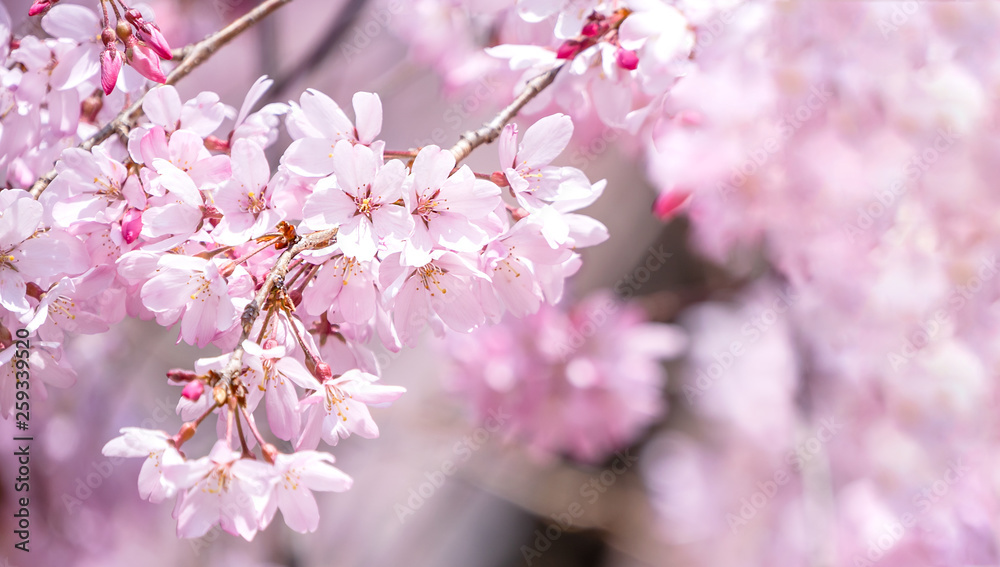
[557, 39, 585, 60]
[262, 338, 279, 350]
[125, 36, 166, 84]
[100, 47, 123, 95]
[615, 48, 639, 71]
[315, 361, 333, 382]
[101, 28, 116, 47]
[124, 9, 172, 60]
[166, 368, 199, 382]
[204, 135, 230, 152]
[27, 0, 53, 17]
[138, 25, 172, 60]
[490, 171, 510, 188]
[121, 208, 143, 243]
[582, 21, 607, 37]
[181, 380, 204, 401]
[652, 189, 692, 221]
[81, 93, 103, 123]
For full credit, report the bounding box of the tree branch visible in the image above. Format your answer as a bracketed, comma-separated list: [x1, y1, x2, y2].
[448, 63, 565, 164]
[28, 0, 295, 198]
[218, 228, 338, 392]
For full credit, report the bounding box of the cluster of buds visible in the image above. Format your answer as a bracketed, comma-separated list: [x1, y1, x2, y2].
[102, 1, 172, 92]
[556, 9, 639, 71]
[31, 0, 172, 93]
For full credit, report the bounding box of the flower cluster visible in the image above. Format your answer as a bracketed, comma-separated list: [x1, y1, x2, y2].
[0, 52, 607, 535]
[446, 291, 685, 462]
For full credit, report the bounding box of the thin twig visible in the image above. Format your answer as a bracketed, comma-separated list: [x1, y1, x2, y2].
[218, 228, 338, 393]
[448, 63, 565, 164]
[28, 0, 295, 198]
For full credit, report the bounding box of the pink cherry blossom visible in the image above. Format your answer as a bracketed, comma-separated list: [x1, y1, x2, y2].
[448, 291, 686, 462]
[401, 145, 502, 266]
[0, 190, 88, 314]
[283, 90, 383, 177]
[380, 250, 490, 346]
[242, 339, 318, 441]
[167, 440, 276, 540]
[297, 369, 406, 450]
[213, 139, 284, 246]
[498, 114, 592, 210]
[138, 255, 251, 347]
[302, 140, 411, 261]
[101, 427, 185, 503]
[261, 451, 353, 533]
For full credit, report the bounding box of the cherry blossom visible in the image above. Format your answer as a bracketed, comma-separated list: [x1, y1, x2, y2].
[261, 450, 353, 533]
[297, 369, 406, 450]
[301, 140, 411, 261]
[101, 427, 185, 503]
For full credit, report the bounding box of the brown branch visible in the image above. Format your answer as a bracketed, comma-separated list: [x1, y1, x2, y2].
[448, 63, 565, 165]
[218, 228, 338, 392]
[28, 0, 295, 199]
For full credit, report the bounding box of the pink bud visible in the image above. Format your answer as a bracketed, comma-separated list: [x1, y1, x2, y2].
[27, 0, 52, 17]
[615, 48, 639, 71]
[100, 48, 123, 95]
[204, 135, 230, 152]
[557, 39, 585, 60]
[262, 338, 279, 350]
[315, 362, 333, 381]
[181, 381, 204, 401]
[166, 368, 199, 382]
[125, 36, 167, 84]
[653, 189, 692, 221]
[121, 207, 143, 243]
[124, 9, 172, 60]
[490, 171, 510, 188]
[582, 21, 605, 37]
[137, 25, 172, 60]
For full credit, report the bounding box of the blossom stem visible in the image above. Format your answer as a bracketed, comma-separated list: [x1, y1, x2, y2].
[233, 404, 253, 458]
[28, 0, 296, 198]
[239, 405, 270, 450]
[218, 228, 337, 395]
[99, 0, 110, 28]
[383, 150, 419, 159]
[448, 63, 565, 165]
